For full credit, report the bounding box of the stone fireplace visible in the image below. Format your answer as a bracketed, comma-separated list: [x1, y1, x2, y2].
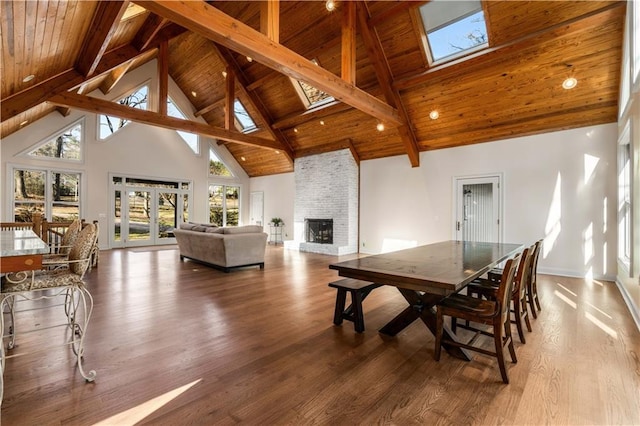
[285, 149, 358, 255]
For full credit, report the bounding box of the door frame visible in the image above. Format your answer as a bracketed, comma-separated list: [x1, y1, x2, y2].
[452, 173, 504, 242]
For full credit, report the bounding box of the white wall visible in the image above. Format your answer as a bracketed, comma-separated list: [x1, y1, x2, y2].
[1, 61, 249, 248]
[251, 123, 618, 280]
[249, 172, 295, 238]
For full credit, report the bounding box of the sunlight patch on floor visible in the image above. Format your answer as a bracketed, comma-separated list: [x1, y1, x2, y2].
[554, 290, 577, 309]
[585, 312, 618, 339]
[92, 379, 202, 425]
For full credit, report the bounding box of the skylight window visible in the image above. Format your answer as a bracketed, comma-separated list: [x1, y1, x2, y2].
[292, 59, 335, 109]
[209, 148, 234, 177]
[418, 0, 488, 64]
[233, 99, 257, 133]
[167, 97, 199, 154]
[99, 85, 148, 139]
[27, 121, 82, 161]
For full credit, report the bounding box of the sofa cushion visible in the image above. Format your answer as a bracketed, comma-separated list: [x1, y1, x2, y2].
[222, 225, 264, 234]
[180, 223, 199, 230]
[205, 226, 224, 233]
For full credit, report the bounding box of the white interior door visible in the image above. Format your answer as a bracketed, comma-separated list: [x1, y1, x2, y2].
[454, 175, 502, 242]
[250, 191, 264, 226]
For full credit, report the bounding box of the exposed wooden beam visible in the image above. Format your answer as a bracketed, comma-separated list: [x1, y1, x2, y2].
[133, 13, 168, 51]
[341, 1, 357, 85]
[260, 0, 280, 43]
[357, 2, 420, 167]
[394, 2, 625, 91]
[1, 25, 184, 123]
[75, 1, 129, 77]
[158, 39, 169, 116]
[272, 100, 352, 130]
[100, 61, 134, 95]
[49, 92, 286, 151]
[225, 67, 235, 130]
[134, 0, 402, 126]
[214, 44, 295, 163]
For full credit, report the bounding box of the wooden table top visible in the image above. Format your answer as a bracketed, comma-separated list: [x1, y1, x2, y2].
[329, 240, 523, 295]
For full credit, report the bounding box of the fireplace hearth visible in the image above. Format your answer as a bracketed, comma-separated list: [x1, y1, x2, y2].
[305, 219, 333, 244]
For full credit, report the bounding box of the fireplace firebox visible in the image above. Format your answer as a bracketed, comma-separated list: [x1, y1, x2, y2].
[305, 219, 333, 244]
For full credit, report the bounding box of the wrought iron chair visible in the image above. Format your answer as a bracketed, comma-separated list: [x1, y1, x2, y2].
[1, 223, 98, 405]
[42, 218, 82, 268]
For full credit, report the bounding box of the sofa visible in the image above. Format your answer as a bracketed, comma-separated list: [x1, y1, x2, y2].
[173, 223, 268, 272]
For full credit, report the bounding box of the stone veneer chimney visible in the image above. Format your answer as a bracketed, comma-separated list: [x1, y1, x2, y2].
[285, 149, 358, 255]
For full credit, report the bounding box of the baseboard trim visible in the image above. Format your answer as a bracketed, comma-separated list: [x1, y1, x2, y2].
[615, 278, 640, 332]
[537, 267, 616, 282]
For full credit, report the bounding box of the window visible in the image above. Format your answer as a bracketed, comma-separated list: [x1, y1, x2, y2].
[233, 99, 257, 133]
[12, 167, 81, 222]
[27, 121, 82, 161]
[418, 0, 488, 64]
[291, 59, 335, 109]
[209, 148, 234, 177]
[209, 184, 240, 226]
[167, 97, 199, 154]
[618, 123, 632, 268]
[634, 0, 640, 85]
[99, 85, 148, 139]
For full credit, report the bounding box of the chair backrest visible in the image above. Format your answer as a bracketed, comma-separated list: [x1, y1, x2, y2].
[496, 253, 522, 320]
[528, 239, 543, 286]
[68, 223, 97, 277]
[512, 247, 532, 300]
[59, 219, 82, 254]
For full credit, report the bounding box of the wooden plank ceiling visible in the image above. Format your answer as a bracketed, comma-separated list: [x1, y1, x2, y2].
[0, 1, 625, 177]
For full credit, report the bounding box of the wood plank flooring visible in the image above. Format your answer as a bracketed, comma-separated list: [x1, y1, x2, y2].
[2, 245, 639, 425]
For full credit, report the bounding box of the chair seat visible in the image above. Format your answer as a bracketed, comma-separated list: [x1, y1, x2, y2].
[2, 269, 84, 293]
[439, 293, 498, 317]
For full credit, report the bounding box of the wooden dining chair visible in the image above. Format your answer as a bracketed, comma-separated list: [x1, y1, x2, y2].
[435, 253, 521, 384]
[465, 245, 533, 344]
[526, 239, 543, 318]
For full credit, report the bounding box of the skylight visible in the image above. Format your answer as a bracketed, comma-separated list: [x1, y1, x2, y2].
[167, 97, 199, 154]
[418, 0, 488, 64]
[292, 59, 335, 109]
[233, 99, 257, 133]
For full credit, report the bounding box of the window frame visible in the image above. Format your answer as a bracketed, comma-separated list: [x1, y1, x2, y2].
[98, 82, 150, 141]
[233, 99, 258, 133]
[19, 118, 85, 164]
[415, 0, 489, 67]
[9, 164, 83, 222]
[289, 59, 336, 110]
[207, 183, 242, 227]
[617, 120, 633, 272]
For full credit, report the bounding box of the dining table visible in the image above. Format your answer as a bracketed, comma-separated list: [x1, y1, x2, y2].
[329, 240, 523, 360]
[1, 229, 49, 275]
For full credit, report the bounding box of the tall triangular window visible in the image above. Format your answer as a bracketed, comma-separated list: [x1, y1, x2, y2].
[99, 84, 148, 140]
[291, 58, 335, 109]
[167, 97, 199, 154]
[418, 0, 488, 65]
[27, 121, 82, 161]
[209, 148, 234, 177]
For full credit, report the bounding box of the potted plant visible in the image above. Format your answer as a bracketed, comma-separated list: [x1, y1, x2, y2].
[271, 217, 284, 227]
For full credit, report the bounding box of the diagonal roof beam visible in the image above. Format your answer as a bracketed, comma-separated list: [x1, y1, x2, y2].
[357, 2, 420, 167]
[133, 13, 169, 51]
[134, 0, 402, 127]
[213, 44, 295, 163]
[1, 25, 185, 122]
[49, 92, 286, 151]
[75, 1, 129, 78]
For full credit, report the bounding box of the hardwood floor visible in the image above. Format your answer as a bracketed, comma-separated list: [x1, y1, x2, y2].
[2, 245, 639, 425]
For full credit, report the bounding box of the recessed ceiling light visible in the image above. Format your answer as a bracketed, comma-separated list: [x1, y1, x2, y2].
[429, 110, 439, 120]
[240, 156, 246, 161]
[22, 74, 35, 83]
[222, 70, 228, 78]
[20, 120, 29, 126]
[246, 56, 253, 63]
[325, 0, 336, 12]
[293, 128, 298, 133]
[191, 91, 197, 97]
[275, 150, 280, 154]
[376, 122, 385, 132]
[320, 120, 325, 126]
[562, 77, 577, 90]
